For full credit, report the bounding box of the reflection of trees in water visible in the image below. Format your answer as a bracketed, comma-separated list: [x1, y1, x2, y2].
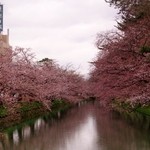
[0, 133, 11, 150]
[94, 107, 150, 150]
[0, 117, 46, 150]
[0, 103, 96, 150]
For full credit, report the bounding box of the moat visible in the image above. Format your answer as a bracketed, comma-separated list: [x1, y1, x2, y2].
[0, 103, 150, 150]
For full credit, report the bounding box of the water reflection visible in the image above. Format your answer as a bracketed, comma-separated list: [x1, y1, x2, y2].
[94, 109, 150, 150]
[34, 118, 45, 131]
[62, 116, 98, 150]
[13, 130, 19, 144]
[0, 103, 150, 150]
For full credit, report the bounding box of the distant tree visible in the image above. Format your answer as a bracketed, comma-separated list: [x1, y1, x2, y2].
[38, 58, 56, 66]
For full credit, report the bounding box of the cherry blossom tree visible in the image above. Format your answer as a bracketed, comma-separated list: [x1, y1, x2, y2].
[0, 47, 87, 111]
[88, 0, 150, 107]
[105, 0, 150, 30]
[89, 18, 150, 106]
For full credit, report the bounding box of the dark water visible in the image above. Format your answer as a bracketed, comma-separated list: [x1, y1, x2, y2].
[0, 103, 150, 150]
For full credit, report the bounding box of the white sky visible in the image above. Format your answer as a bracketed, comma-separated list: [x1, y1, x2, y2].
[1, 0, 117, 76]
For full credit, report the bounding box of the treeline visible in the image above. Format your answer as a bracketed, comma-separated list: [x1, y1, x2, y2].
[0, 47, 88, 112]
[89, 0, 150, 107]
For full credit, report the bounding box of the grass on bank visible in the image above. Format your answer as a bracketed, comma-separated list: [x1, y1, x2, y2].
[0, 99, 71, 117]
[136, 106, 150, 116]
[111, 100, 150, 130]
[112, 100, 150, 116]
[19, 101, 43, 113]
[0, 106, 7, 118]
[0, 99, 71, 132]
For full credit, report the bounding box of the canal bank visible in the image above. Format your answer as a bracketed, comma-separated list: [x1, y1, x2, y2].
[1, 98, 150, 131]
[0, 100, 71, 131]
[111, 100, 150, 130]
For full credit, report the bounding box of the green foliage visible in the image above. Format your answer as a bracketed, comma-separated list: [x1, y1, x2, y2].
[51, 99, 70, 111]
[19, 101, 43, 113]
[136, 106, 150, 116]
[140, 46, 150, 54]
[112, 99, 150, 116]
[0, 99, 71, 131]
[4, 117, 38, 135]
[112, 99, 142, 113]
[0, 106, 7, 118]
[39, 58, 53, 63]
[2, 100, 70, 133]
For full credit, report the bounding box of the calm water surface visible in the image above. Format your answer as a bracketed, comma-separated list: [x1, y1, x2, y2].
[0, 103, 150, 150]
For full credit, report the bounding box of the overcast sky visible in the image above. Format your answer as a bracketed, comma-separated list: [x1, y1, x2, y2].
[1, 0, 117, 76]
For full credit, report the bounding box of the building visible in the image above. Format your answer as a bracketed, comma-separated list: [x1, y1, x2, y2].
[0, 4, 10, 54]
[0, 30, 10, 53]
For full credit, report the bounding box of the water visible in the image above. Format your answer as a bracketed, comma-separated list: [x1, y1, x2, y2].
[0, 103, 150, 150]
